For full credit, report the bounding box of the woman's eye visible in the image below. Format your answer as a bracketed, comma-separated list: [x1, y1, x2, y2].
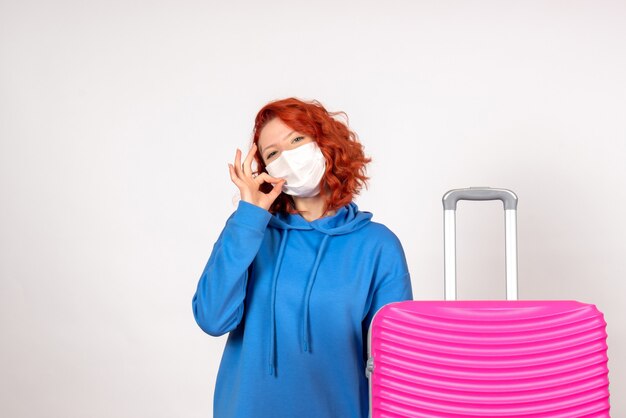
[265, 137, 303, 160]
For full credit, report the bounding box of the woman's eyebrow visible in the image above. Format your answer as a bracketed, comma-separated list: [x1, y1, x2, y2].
[260, 131, 295, 155]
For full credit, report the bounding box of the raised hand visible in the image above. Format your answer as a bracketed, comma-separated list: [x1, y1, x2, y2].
[228, 143, 285, 211]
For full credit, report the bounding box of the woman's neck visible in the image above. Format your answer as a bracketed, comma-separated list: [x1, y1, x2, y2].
[292, 192, 335, 222]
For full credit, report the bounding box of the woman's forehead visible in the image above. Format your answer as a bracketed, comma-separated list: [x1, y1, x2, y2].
[260, 118, 291, 139]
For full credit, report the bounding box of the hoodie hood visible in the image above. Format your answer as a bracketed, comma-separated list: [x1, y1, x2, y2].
[265, 202, 372, 376]
[268, 201, 373, 235]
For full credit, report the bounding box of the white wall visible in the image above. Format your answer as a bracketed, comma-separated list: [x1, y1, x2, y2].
[1, 0, 624, 416]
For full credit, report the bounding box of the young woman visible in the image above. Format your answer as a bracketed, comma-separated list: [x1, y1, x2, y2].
[192, 97, 413, 418]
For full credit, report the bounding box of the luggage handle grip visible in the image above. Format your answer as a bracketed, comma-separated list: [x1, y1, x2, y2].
[442, 187, 519, 301]
[443, 187, 518, 210]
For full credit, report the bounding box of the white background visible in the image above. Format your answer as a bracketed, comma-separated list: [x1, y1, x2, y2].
[1, 0, 624, 416]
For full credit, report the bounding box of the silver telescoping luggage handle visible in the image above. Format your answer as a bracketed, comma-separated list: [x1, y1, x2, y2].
[442, 187, 519, 301]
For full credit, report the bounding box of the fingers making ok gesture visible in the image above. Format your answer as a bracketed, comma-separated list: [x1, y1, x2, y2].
[228, 143, 285, 211]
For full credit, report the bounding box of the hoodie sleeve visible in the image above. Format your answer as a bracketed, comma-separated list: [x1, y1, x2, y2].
[361, 228, 414, 358]
[192, 199, 272, 336]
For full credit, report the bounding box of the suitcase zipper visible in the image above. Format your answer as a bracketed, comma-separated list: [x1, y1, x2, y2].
[365, 357, 374, 379]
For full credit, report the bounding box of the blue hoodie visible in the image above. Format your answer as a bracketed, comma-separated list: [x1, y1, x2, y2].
[192, 199, 413, 418]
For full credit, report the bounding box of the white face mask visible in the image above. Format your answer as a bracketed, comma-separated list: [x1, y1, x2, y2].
[264, 141, 326, 197]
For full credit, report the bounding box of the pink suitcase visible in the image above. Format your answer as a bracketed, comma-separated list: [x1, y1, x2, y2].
[366, 187, 611, 417]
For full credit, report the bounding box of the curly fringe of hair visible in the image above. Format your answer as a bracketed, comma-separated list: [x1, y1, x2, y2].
[251, 97, 372, 215]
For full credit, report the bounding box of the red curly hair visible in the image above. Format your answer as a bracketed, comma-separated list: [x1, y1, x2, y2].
[251, 97, 371, 215]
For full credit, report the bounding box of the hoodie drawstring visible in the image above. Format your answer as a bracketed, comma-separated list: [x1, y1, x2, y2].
[302, 234, 330, 352]
[268, 231, 331, 375]
[269, 229, 289, 376]
[265, 202, 372, 377]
